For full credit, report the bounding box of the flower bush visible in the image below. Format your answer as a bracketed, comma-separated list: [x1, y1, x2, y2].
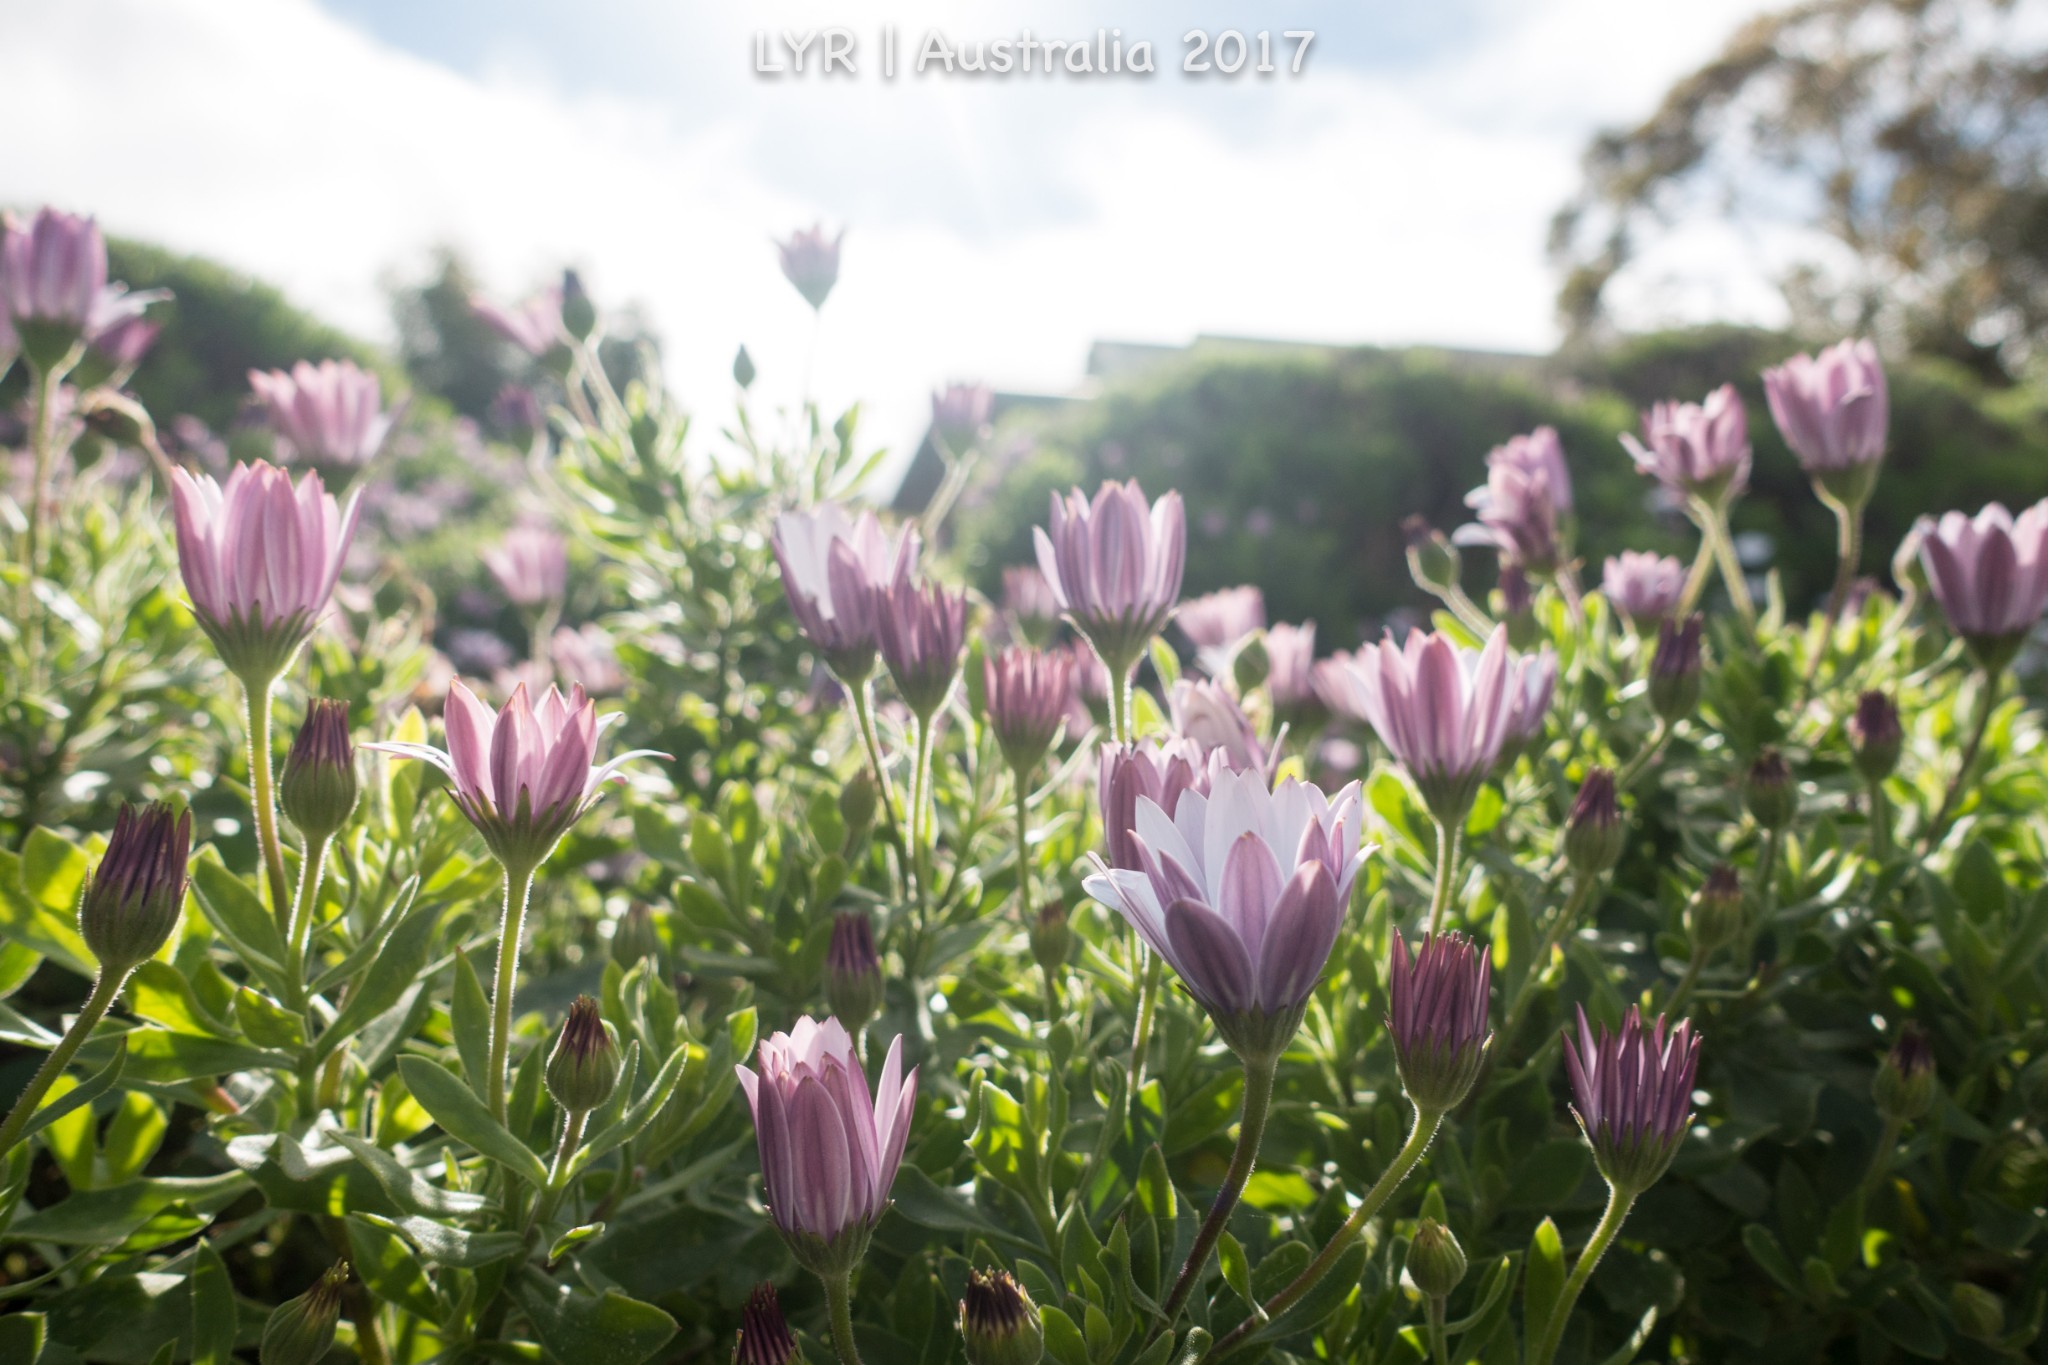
[0, 204, 2043, 1365]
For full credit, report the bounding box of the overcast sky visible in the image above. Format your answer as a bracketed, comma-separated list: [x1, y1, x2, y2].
[0, 0, 1788, 472]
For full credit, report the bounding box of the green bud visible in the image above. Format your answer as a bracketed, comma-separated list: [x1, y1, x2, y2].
[1406, 1218, 1468, 1300]
[1744, 747, 1795, 831]
[545, 996, 618, 1115]
[960, 1269, 1044, 1365]
[1873, 1025, 1936, 1124]
[261, 1263, 349, 1365]
[838, 771, 878, 849]
[280, 699, 358, 840]
[78, 388, 156, 449]
[1402, 516, 1461, 596]
[1029, 901, 1072, 974]
[560, 269, 597, 341]
[1562, 768, 1624, 876]
[1950, 1283, 2005, 1344]
[1648, 615, 1703, 723]
[1232, 632, 1271, 693]
[611, 902, 660, 969]
[1687, 864, 1744, 955]
[79, 803, 191, 973]
[734, 344, 757, 390]
[1847, 691, 1902, 784]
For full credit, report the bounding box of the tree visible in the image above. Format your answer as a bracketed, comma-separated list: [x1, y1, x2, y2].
[1551, 0, 2048, 378]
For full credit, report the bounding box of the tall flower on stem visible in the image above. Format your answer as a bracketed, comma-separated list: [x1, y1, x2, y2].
[1085, 766, 1369, 1332]
[1529, 1006, 1701, 1365]
[485, 525, 570, 670]
[1765, 339, 1887, 622]
[1034, 480, 1185, 744]
[0, 804, 190, 1161]
[1208, 929, 1486, 1359]
[878, 576, 968, 881]
[1914, 500, 2048, 848]
[368, 681, 662, 1120]
[736, 1017, 917, 1365]
[247, 360, 394, 475]
[778, 224, 845, 312]
[1622, 384, 1754, 625]
[1460, 426, 1573, 579]
[170, 460, 362, 923]
[0, 206, 106, 370]
[985, 646, 1075, 941]
[278, 699, 357, 1005]
[1316, 626, 1539, 935]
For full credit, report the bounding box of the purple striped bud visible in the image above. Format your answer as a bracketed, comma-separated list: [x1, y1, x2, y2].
[960, 1268, 1044, 1365]
[1602, 552, 1684, 631]
[1848, 691, 1902, 783]
[247, 360, 393, 471]
[1564, 1005, 1701, 1195]
[985, 646, 1073, 774]
[280, 698, 358, 839]
[1744, 748, 1795, 831]
[772, 504, 920, 683]
[1030, 901, 1072, 973]
[0, 207, 106, 368]
[1873, 1024, 1935, 1123]
[545, 995, 618, 1114]
[878, 578, 968, 720]
[484, 526, 568, 608]
[778, 224, 844, 311]
[1688, 864, 1744, 955]
[1386, 931, 1492, 1114]
[79, 803, 191, 973]
[1648, 615, 1704, 723]
[1084, 767, 1370, 1062]
[559, 270, 596, 341]
[734, 1282, 797, 1365]
[825, 913, 884, 1031]
[735, 1017, 917, 1274]
[1763, 339, 1887, 508]
[1915, 499, 2048, 671]
[1033, 480, 1186, 674]
[1563, 768, 1625, 875]
[1621, 384, 1752, 506]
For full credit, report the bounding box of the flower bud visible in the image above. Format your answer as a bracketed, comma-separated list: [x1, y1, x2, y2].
[79, 803, 191, 973]
[1847, 691, 1901, 784]
[261, 1263, 348, 1365]
[611, 902, 659, 969]
[1387, 932, 1491, 1115]
[1232, 631, 1272, 693]
[1744, 747, 1795, 831]
[960, 1268, 1044, 1365]
[1029, 901, 1072, 973]
[838, 770, 878, 848]
[1648, 614, 1703, 723]
[734, 1282, 798, 1365]
[559, 269, 597, 340]
[1688, 864, 1744, 955]
[78, 387, 156, 449]
[1402, 515, 1462, 596]
[545, 995, 618, 1115]
[825, 913, 884, 1031]
[1500, 566, 1540, 651]
[280, 699, 358, 840]
[1406, 1218, 1468, 1300]
[1563, 768, 1625, 875]
[1873, 1025, 1935, 1124]
[734, 344, 757, 391]
[1950, 1283, 2006, 1344]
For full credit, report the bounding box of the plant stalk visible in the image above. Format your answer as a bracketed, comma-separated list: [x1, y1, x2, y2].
[241, 672, 291, 927]
[1528, 1183, 1636, 1365]
[1156, 1056, 1279, 1333]
[487, 860, 539, 1123]
[1426, 818, 1463, 939]
[284, 831, 333, 1005]
[824, 1268, 864, 1365]
[0, 967, 127, 1160]
[1924, 667, 2001, 854]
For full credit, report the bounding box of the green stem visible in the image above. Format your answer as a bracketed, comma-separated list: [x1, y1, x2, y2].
[20, 366, 61, 660]
[487, 861, 539, 1123]
[1674, 525, 1717, 620]
[1823, 499, 1864, 626]
[529, 1107, 590, 1237]
[1616, 720, 1670, 793]
[1698, 501, 1756, 631]
[1860, 1114, 1903, 1199]
[909, 709, 937, 897]
[824, 1269, 863, 1365]
[1428, 1295, 1451, 1365]
[1207, 1106, 1444, 1360]
[1923, 667, 2001, 855]
[1426, 818, 1463, 939]
[1501, 873, 1597, 1049]
[1528, 1184, 1635, 1365]
[1664, 942, 1707, 1020]
[0, 968, 127, 1160]
[242, 673, 291, 928]
[284, 831, 333, 1006]
[1106, 651, 1137, 747]
[1156, 1057, 1279, 1332]
[1867, 780, 1892, 864]
[849, 679, 902, 833]
[1013, 768, 1034, 925]
[1127, 949, 1163, 1123]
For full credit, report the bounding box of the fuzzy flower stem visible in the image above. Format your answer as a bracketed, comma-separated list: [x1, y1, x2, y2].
[241, 672, 292, 928]
[21, 365, 66, 642]
[824, 1268, 864, 1365]
[1664, 941, 1709, 1021]
[1529, 1184, 1636, 1365]
[0, 968, 126, 1161]
[285, 830, 333, 1007]
[1127, 951, 1163, 1123]
[1860, 1114, 1904, 1199]
[1013, 770, 1034, 925]
[1824, 497, 1865, 627]
[1108, 654, 1135, 746]
[849, 679, 901, 833]
[1428, 1296, 1451, 1365]
[1925, 667, 2001, 855]
[1206, 1105, 1444, 1360]
[1156, 1056, 1278, 1335]
[1706, 505, 1756, 631]
[1867, 780, 1893, 863]
[1674, 528, 1716, 621]
[909, 709, 937, 894]
[528, 1107, 590, 1237]
[487, 860, 540, 1123]
[1426, 819, 1463, 939]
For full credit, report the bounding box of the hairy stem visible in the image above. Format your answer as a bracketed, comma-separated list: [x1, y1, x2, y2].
[1706, 504, 1756, 631]
[487, 861, 539, 1123]
[0, 968, 126, 1161]
[1127, 949, 1164, 1124]
[1426, 818, 1463, 939]
[1528, 1184, 1635, 1365]
[1428, 1295, 1451, 1365]
[1675, 525, 1717, 620]
[1616, 720, 1671, 793]
[1155, 1057, 1279, 1333]
[1013, 768, 1034, 925]
[20, 366, 63, 660]
[529, 1107, 590, 1237]
[242, 673, 291, 928]
[824, 1268, 864, 1365]
[285, 831, 333, 1007]
[1867, 780, 1893, 864]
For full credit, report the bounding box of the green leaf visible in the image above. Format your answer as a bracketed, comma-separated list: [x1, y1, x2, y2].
[1237, 1238, 1366, 1346]
[345, 1215, 444, 1320]
[1595, 1305, 1660, 1365]
[314, 895, 439, 1060]
[360, 1211, 525, 1269]
[451, 949, 493, 1095]
[14, 1047, 123, 1146]
[329, 1129, 488, 1217]
[0, 1311, 45, 1365]
[233, 987, 304, 1049]
[0, 941, 44, 1000]
[100, 1091, 167, 1185]
[119, 1028, 293, 1083]
[1217, 1231, 1257, 1313]
[548, 1222, 607, 1263]
[125, 961, 234, 1037]
[1040, 1305, 1090, 1365]
[0, 846, 94, 977]
[1953, 839, 2007, 921]
[8, 1172, 247, 1245]
[188, 851, 287, 974]
[396, 1056, 549, 1187]
[577, 1043, 687, 1170]
[890, 1166, 1040, 1254]
[1524, 1217, 1566, 1350]
[22, 828, 88, 920]
[189, 1240, 236, 1365]
[513, 1275, 678, 1365]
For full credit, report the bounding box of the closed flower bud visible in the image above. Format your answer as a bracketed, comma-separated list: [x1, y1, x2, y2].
[825, 913, 884, 1031]
[611, 902, 659, 969]
[1563, 768, 1625, 875]
[1030, 901, 1072, 973]
[280, 699, 358, 839]
[545, 996, 618, 1115]
[1873, 1025, 1935, 1124]
[1688, 864, 1744, 955]
[838, 770, 878, 847]
[1402, 515, 1461, 595]
[734, 1282, 799, 1365]
[960, 1269, 1044, 1365]
[734, 345, 757, 390]
[79, 803, 191, 973]
[1565, 1006, 1701, 1196]
[1744, 747, 1795, 831]
[261, 1263, 349, 1365]
[1232, 631, 1271, 693]
[1499, 565, 1540, 651]
[1406, 1218, 1467, 1299]
[559, 269, 597, 340]
[1386, 931, 1492, 1115]
[1648, 615, 1703, 723]
[1847, 691, 1902, 784]
[1950, 1283, 2006, 1344]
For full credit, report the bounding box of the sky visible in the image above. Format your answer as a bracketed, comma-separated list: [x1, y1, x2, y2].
[0, 0, 1791, 473]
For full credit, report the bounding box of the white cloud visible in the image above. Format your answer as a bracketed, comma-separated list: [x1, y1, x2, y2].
[0, 0, 1782, 477]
